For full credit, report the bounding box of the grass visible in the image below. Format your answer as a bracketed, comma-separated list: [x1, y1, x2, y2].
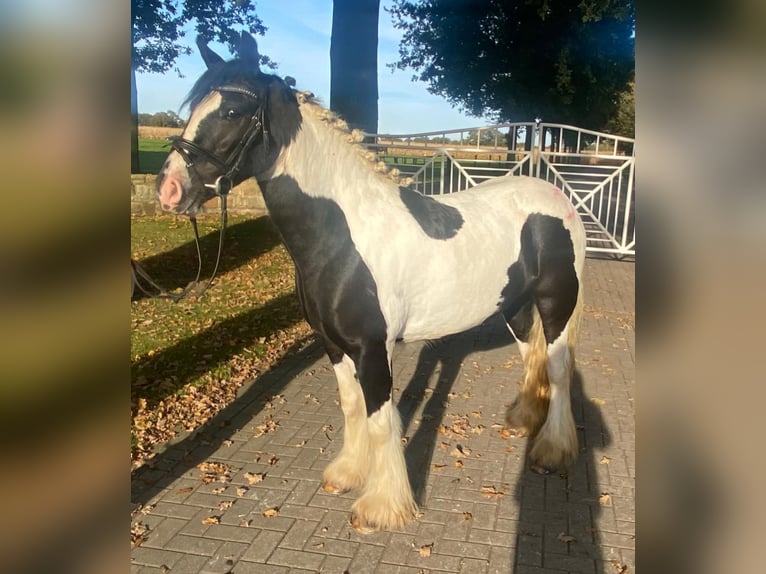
[137, 137, 172, 175]
[131, 213, 313, 467]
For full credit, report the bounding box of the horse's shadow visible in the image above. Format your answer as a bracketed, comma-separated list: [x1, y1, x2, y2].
[397, 316, 614, 573]
[512, 369, 612, 573]
[131, 215, 281, 300]
[398, 316, 514, 503]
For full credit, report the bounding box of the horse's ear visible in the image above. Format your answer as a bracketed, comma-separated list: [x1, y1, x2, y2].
[238, 31, 261, 70]
[196, 36, 224, 69]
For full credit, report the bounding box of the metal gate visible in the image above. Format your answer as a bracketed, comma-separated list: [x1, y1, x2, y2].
[366, 121, 635, 257]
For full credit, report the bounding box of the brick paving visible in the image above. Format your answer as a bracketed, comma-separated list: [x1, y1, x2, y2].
[132, 257, 635, 574]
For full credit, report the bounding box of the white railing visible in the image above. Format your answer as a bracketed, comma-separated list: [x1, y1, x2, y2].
[365, 121, 635, 257]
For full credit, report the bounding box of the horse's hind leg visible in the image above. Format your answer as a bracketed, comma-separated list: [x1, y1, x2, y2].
[350, 340, 417, 532]
[528, 288, 582, 474]
[322, 352, 370, 494]
[504, 302, 550, 438]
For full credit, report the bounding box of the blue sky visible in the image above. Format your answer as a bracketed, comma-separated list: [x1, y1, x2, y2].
[135, 0, 492, 134]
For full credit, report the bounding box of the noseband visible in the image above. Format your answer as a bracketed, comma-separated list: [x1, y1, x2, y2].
[168, 85, 268, 197]
[132, 85, 267, 302]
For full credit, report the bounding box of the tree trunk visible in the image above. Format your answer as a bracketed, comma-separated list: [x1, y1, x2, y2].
[330, 0, 380, 135]
[131, 66, 140, 173]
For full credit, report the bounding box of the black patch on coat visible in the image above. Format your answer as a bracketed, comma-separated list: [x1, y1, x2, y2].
[499, 213, 578, 344]
[262, 175, 391, 415]
[399, 187, 463, 239]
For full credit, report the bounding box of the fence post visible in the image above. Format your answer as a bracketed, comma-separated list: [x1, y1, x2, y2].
[439, 150, 445, 195]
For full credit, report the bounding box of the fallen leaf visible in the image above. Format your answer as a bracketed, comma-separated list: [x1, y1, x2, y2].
[454, 460, 464, 468]
[244, 472, 265, 485]
[499, 429, 512, 439]
[236, 487, 248, 496]
[175, 486, 193, 495]
[599, 493, 612, 506]
[480, 485, 506, 498]
[600, 456, 611, 464]
[240, 519, 251, 527]
[418, 543, 434, 557]
[451, 445, 471, 457]
[262, 507, 279, 518]
[211, 486, 226, 495]
[558, 532, 576, 543]
[463, 512, 473, 520]
[201, 516, 220, 525]
[223, 440, 233, 447]
[591, 398, 606, 405]
[268, 456, 279, 466]
[218, 500, 233, 510]
[294, 440, 307, 447]
[130, 522, 149, 548]
[432, 464, 446, 471]
[609, 559, 628, 573]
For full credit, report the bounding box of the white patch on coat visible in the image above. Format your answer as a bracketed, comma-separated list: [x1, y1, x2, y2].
[272, 103, 586, 345]
[161, 92, 223, 186]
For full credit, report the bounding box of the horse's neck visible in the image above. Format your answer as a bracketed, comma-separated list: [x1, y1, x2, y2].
[273, 107, 391, 202]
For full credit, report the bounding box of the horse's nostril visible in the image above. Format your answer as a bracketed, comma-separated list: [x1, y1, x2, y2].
[158, 175, 183, 209]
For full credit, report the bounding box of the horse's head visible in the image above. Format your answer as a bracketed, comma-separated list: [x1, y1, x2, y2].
[157, 32, 300, 215]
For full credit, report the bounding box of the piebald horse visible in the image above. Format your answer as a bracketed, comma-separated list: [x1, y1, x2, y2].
[157, 32, 586, 532]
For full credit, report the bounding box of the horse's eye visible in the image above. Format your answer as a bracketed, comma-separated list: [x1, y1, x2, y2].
[226, 109, 242, 120]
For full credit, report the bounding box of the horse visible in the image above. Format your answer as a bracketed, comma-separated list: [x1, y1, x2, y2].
[157, 32, 586, 533]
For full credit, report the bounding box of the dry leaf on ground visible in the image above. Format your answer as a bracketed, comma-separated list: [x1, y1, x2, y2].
[244, 472, 265, 485]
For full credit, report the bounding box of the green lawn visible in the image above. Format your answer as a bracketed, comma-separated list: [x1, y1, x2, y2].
[137, 138, 172, 175]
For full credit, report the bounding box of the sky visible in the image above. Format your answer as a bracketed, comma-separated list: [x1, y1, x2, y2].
[135, 0, 493, 135]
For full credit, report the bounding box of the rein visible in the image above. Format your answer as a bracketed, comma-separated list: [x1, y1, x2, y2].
[130, 198, 228, 302]
[132, 85, 266, 302]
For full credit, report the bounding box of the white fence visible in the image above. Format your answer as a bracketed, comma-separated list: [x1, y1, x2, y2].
[365, 121, 635, 257]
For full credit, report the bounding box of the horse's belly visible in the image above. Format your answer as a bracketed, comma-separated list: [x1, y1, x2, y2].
[390, 271, 508, 342]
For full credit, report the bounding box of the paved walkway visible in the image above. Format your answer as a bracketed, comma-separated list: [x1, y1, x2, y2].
[132, 258, 635, 574]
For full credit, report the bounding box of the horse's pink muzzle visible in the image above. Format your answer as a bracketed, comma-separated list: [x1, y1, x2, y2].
[158, 175, 184, 211]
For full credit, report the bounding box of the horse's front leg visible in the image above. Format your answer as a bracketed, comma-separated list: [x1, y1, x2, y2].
[324, 342, 417, 532]
[352, 342, 418, 532]
[322, 354, 369, 494]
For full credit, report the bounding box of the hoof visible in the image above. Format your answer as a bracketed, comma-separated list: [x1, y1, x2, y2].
[505, 400, 545, 438]
[529, 462, 555, 475]
[528, 432, 577, 473]
[350, 513, 381, 534]
[322, 482, 350, 495]
[349, 494, 418, 533]
[322, 457, 366, 495]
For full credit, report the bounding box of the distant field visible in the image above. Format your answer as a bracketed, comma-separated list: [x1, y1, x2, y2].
[139, 126, 183, 139]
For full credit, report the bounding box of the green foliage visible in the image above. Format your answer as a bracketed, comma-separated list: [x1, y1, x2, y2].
[390, 0, 635, 131]
[605, 80, 635, 138]
[138, 110, 186, 127]
[131, 0, 271, 75]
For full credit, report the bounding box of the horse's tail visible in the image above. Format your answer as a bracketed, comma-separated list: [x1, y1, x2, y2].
[505, 303, 550, 435]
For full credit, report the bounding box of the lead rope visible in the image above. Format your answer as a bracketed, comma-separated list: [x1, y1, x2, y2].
[131, 192, 228, 302]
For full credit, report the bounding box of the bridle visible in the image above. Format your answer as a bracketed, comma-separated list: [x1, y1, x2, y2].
[131, 85, 267, 302]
